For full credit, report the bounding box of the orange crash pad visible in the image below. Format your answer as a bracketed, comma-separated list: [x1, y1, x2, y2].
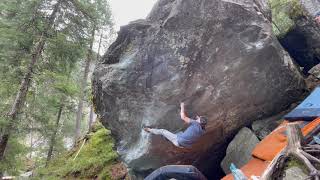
[251, 120, 289, 161]
[252, 118, 320, 161]
[222, 117, 320, 180]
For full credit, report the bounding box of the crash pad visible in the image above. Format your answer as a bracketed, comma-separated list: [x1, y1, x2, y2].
[222, 117, 320, 179]
[284, 87, 320, 121]
[251, 121, 289, 161]
[252, 117, 320, 161]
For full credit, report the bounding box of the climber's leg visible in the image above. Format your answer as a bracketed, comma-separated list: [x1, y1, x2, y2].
[145, 128, 180, 147]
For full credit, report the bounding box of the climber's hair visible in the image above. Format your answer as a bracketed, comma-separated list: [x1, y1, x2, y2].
[199, 116, 207, 130]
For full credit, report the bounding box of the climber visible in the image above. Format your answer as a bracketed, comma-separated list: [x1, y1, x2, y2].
[315, 11, 320, 24]
[144, 102, 207, 148]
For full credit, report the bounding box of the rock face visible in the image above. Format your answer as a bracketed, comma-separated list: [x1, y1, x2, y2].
[220, 127, 260, 174]
[92, 0, 305, 176]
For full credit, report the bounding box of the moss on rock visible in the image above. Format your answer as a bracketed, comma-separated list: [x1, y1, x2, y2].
[269, 0, 304, 37]
[35, 122, 125, 180]
[284, 156, 308, 174]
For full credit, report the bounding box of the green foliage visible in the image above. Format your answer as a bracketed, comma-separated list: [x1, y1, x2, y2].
[0, 136, 27, 176]
[44, 33, 86, 73]
[269, 0, 304, 37]
[0, 0, 40, 174]
[0, 0, 114, 176]
[36, 123, 118, 179]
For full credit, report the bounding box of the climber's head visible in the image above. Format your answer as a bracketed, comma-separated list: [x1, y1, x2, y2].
[196, 115, 208, 130]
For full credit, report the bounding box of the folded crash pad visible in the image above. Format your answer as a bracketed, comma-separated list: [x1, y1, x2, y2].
[284, 87, 320, 121]
[144, 165, 207, 180]
[252, 117, 320, 161]
[251, 120, 289, 161]
[221, 158, 270, 180]
[222, 118, 320, 179]
[221, 121, 288, 180]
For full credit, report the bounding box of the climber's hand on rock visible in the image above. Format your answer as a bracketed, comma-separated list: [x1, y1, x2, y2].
[180, 102, 185, 108]
[144, 127, 151, 133]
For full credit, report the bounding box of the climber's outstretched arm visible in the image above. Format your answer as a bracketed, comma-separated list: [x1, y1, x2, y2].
[180, 102, 191, 124]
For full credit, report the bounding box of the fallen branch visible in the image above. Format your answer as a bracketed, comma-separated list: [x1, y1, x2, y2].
[260, 124, 320, 180]
[73, 139, 86, 161]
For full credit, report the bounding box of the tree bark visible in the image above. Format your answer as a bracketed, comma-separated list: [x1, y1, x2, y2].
[96, 32, 103, 61]
[46, 104, 63, 167]
[88, 106, 94, 132]
[29, 119, 33, 159]
[0, 0, 61, 166]
[74, 26, 96, 143]
[88, 32, 102, 132]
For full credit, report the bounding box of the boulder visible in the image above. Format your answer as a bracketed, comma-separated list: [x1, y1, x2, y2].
[92, 0, 305, 176]
[251, 111, 286, 140]
[301, 0, 320, 17]
[220, 127, 260, 174]
[305, 75, 320, 91]
[308, 63, 320, 79]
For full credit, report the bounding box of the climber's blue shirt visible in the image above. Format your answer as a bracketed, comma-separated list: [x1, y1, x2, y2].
[176, 120, 204, 147]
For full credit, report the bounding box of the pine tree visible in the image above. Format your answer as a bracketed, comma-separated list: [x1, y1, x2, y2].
[0, 0, 63, 164]
[74, 0, 112, 143]
[0, 0, 113, 175]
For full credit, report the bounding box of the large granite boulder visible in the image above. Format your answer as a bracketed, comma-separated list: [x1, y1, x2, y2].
[92, 0, 305, 176]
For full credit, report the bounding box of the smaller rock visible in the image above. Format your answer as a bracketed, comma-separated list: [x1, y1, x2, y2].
[301, 0, 320, 17]
[283, 166, 308, 180]
[305, 75, 320, 90]
[220, 127, 260, 174]
[252, 112, 286, 140]
[110, 162, 128, 179]
[308, 64, 320, 79]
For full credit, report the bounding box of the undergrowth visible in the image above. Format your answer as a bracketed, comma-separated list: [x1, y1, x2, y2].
[34, 122, 121, 179]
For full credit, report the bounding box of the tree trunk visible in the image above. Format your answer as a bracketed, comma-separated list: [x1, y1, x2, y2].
[88, 106, 94, 131]
[29, 120, 33, 159]
[0, 0, 61, 166]
[46, 104, 63, 167]
[88, 32, 102, 132]
[74, 26, 96, 143]
[96, 32, 103, 61]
